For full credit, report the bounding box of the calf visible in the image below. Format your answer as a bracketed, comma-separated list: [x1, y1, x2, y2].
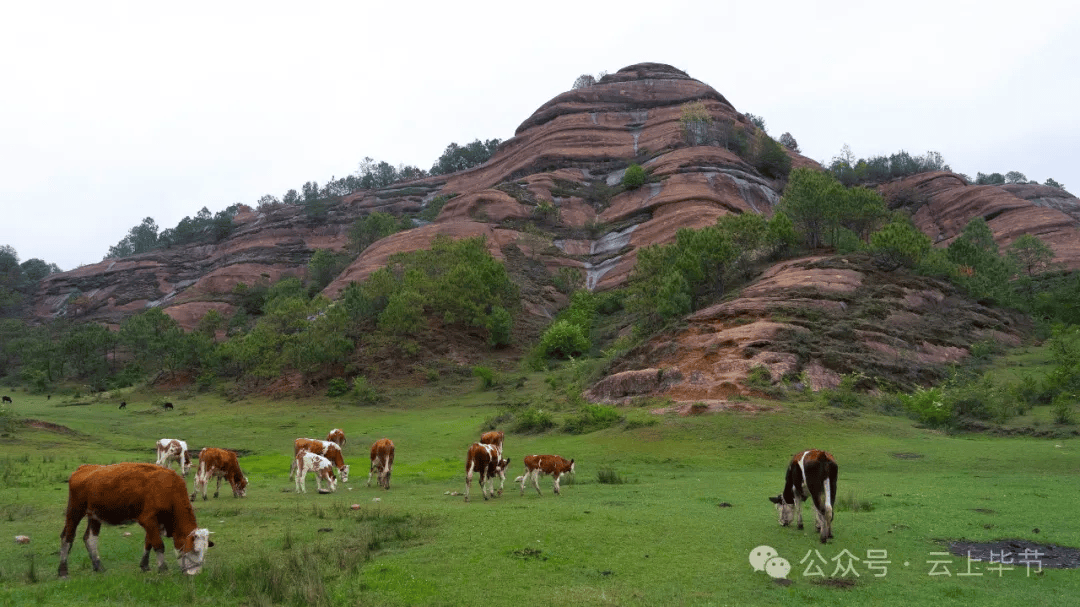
[479, 430, 506, 496]
[327, 428, 346, 449]
[118, 401, 127, 410]
[155, 438, 192, 477]
[294, 450, 338, 493]
[367, 438, 394, 490]
[163, 402, 174, 410]
[2, 395, 11, 403]
[515, 454, 575, 496]
[768, 449, 838, 544]
[58, 463, 213, 577]
[190, 447, 248, 501]
[290, 438, 349, 483]
[464, 442, 510, 502]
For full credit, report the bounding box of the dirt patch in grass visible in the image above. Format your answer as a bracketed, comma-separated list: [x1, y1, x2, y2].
[21, 419, 82, 436]
[889, 452, 923, 459]
[812, 577, 857, 589]
[948, 539, 1080, 569]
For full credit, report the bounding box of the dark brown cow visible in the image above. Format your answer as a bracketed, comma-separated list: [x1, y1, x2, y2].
[479, 430, 505, 495]
[190, 447, 248, 501]
[58, 463, 213, 577]
[769, 449, 838, 544]
[290, 438, 349, 482]
[2, 395, 11, 403]
[163, 402, 174, 410]
[118, 401, 127, 410]
[464, 442, 510, 502]
[515, 454, 575, 496]
[367, 438, 395, 490]
[327, 428, 346, 449]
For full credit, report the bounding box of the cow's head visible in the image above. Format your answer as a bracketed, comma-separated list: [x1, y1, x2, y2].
[181, 454, 192, 477]
[568, 459, 575, 475]
[769, 495, 794, 526]
[177, 528, 214, 575]
[496, 458, 511, 474]
[233, 474, 248, 498]
[338, 464, 350, 483]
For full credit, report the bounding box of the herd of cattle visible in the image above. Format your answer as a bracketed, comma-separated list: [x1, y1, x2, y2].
[56, 426, 581, 578]
[54, 402, 840, 580]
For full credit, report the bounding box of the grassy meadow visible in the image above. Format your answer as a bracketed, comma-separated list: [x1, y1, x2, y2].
[1, 358, 1078, 606]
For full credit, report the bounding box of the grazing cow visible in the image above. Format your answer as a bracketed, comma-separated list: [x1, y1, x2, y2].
[58, 463, 213, 578]
[118, 401, 127, 410]
[294, 450, 338, 493]
[479, 430, 506, 495]
[367, 438, 394, 490]
[162, 402, 174, 410]
[155, 438, 192, 477]
[327, 428, 346, 449]
[190, 447, 248, 501]
[769, 449, 838, 544]
[290, 438, 349, 483]
[515, 454, 575, 497]
[2, 395, 11, 403]
[464, 442, 510, 502]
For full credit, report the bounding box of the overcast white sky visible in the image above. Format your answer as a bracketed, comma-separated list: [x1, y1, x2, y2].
[3, 1, 1078, 271]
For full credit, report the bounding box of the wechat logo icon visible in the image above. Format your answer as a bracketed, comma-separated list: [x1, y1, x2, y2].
[750, 545, 791, 579]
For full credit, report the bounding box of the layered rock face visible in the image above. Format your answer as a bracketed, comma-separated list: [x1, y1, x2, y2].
[879, 172, 1080, 269]
[28, 58, 1079, 406]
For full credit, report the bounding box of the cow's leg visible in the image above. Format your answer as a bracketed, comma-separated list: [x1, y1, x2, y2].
[289, 457, 296, 480]
[465, 461, 474, 502]
[531, 470, 543, 496]
[213, 475, 221, 498]
[83, 518, 104, 572]
[517, 471, 527, 496]
[794, 490, 804, 530]
[58, 508, 86, 578]
[138, 518, 167, 572]
[553, 472, 562, 495]
[481, 472, 490, 500]
[496, 468, 504, 497]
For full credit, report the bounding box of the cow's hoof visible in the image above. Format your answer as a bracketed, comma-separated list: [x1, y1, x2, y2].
[797, 524, 804, 530]
[213, 492, 219, 498]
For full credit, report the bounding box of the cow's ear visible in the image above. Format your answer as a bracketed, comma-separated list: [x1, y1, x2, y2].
[768, 495, 782, 504]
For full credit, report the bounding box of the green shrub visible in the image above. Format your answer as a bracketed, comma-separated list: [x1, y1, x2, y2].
[326, 377, 350, 397]
[1053, 392, 1075, 425]
[511, 407, 555, 434]
[563, 404, 623, 434]
[473, 366, 496, 390]
[597, 468, 625, 484]
[538, 320, 590, 358]
[899, 387, 951, 427]
[351, 376, 381, 406]
[745, 365, 773, 391]
[622, 164, 647, 189]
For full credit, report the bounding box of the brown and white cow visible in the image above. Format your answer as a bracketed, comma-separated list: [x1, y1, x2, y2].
[327, 428, 346, 449]
[479, 430, 505, 495]
[294, 449, 338, 493]
[290, 438, 349, 483]
[155, 438, 191, 477]
[367, 438, 394, 490]
[464, 442, 510, 502]
[58, 463, 213, 578]
[515, 454, 575, 496]
[769, 449, 838, 544]
[190, 447, 248, 501]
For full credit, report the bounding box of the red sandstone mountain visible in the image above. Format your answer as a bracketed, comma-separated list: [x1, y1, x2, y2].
[28, 63, 1080, 399]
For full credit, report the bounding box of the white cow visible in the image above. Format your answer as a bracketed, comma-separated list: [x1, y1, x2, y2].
[294, 450, 338, 494]
[155, 438, 191, 477]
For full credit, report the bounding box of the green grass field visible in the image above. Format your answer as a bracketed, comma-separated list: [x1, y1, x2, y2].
[1, 369, 1078, 606]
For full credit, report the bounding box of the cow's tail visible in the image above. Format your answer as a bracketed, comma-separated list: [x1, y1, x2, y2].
[823, 476, 834, 523]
